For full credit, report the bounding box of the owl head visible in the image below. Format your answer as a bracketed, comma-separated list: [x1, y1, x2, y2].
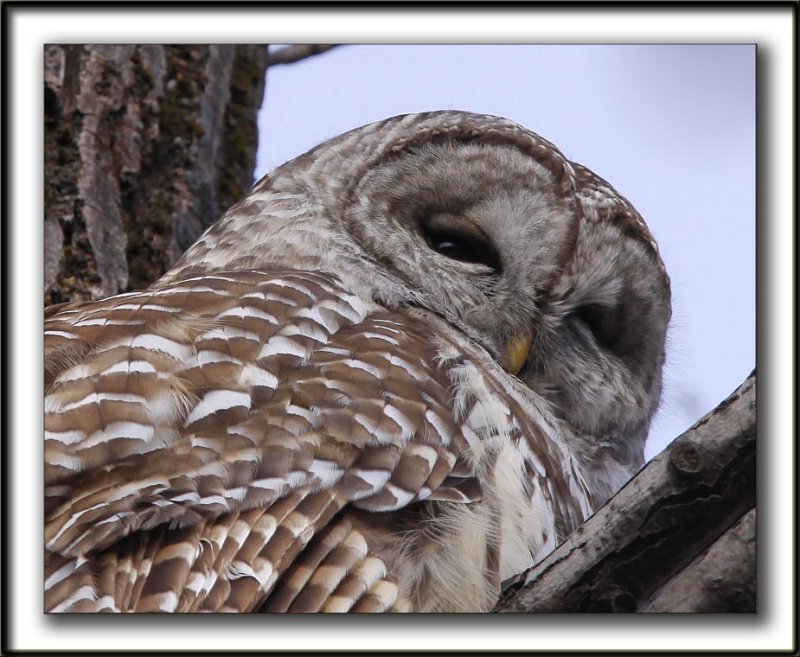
[164, 110, 671, 499]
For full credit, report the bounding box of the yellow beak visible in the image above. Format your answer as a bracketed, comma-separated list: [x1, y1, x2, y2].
[505, 329, 533, 376]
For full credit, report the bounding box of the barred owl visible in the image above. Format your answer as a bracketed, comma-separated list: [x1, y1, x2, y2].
[44, 111, 671, 613]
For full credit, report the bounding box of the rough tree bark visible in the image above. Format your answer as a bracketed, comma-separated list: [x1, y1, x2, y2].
[44, 44, 269, 305]
[43, 45, 757, 613]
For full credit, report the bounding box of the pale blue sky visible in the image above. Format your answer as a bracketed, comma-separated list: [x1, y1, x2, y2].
[254, 45, 756, 460]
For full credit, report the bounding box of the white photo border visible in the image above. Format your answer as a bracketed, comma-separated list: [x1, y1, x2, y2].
[5, 3, 794, 653]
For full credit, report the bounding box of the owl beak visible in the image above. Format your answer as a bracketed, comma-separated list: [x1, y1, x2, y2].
[505, 329, 533, 376]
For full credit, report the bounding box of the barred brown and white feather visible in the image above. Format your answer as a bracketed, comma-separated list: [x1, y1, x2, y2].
[45, 111, 670, 613]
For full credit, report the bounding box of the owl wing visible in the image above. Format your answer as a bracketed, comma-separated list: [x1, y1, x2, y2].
[45, 268, 521, 613]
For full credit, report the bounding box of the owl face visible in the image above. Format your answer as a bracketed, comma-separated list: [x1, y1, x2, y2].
[169, 110, 670, 480]
[341, 136, 670, 477]
[344, 141, 574, 351]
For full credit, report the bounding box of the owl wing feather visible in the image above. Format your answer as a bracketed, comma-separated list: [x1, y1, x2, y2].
[44, 268, 503, 612]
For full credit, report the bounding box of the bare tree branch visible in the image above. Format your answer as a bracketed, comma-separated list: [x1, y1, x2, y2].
[494, 371, 756, 613]
[643, 507, 756, 612]
[265, 45, 340, 68]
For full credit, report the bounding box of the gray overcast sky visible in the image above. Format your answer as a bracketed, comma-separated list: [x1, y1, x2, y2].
[254, 44, 755, 460]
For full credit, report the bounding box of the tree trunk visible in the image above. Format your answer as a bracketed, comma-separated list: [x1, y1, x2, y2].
[43, 44, 268, 305]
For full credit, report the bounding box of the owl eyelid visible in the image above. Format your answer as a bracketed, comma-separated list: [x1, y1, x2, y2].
[418, 213, 502, 273]
[572, 302, 624, 353]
